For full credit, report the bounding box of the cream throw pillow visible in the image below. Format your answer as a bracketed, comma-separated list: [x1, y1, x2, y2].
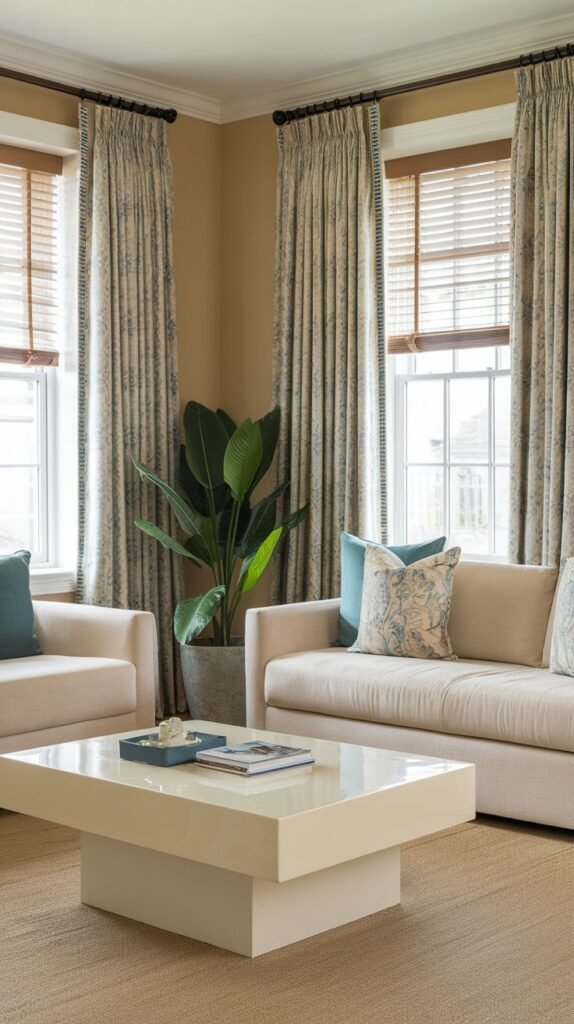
[550, 559, 574, 676]
[351, 544, 462, 660]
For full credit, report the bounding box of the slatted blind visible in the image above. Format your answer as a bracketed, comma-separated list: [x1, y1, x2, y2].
[0, 151, 61, 367]
[386, 141, 511, 355]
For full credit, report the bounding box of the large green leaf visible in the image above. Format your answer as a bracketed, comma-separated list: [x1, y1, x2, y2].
[238, 527, 282, 594]
[216, 408, 237, 438]
[238, 481, 288, 557]
[174, 586, 225, 645]
[133, 458, 211, 541]
[179, 444, 209, 517]
[135, 519, 202, 565]
[217, 499, 251, 551]
[184, 401, 228, 489]
[185, 534, 216, 567]
[282, 501, 310, 533]
[223, 419, 263, 501]
[251, 407, 280, 491]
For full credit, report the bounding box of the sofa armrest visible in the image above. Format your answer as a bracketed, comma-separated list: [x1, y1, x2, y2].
[245, 599, 340, 729]
[33, 601, 157, 728]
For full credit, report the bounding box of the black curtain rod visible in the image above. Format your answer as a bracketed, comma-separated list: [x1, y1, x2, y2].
[0, 64, 177, 123]
[272, 40, 574, 126]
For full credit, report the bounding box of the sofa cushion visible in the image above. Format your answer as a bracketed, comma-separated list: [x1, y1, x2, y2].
[448, 561, 558, 668]
[550, 559, 574, 677]
[352, 545, 461, 660]
[264, 649, 574, 754]
[338, 532, 447, 647]
[0, 550, 41, 660]
[0, 655, 136, 736]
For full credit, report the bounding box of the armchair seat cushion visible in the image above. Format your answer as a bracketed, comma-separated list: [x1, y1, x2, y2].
[0, 655, 136, 737]
[264, 649, 574, 754]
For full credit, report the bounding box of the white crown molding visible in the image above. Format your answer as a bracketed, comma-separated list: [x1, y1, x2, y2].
[0, 31, 221, 124]
[380, 103, 516, 160]
[220, 12, 574, 123]
[1, 12, 574, 127]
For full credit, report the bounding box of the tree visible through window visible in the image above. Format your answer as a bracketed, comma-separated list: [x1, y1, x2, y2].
[387, 141, 511, 558]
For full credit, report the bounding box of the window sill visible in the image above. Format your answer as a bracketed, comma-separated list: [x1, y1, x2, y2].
[30, 568, 76, 596]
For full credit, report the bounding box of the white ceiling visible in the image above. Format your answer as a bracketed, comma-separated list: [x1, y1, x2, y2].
[1, 3, 574, 122]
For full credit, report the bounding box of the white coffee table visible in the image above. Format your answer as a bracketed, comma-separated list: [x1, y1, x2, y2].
[0, 722, 474, 957]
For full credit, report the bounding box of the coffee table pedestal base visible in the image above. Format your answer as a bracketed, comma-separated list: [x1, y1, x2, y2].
[80, 833, 401, 957]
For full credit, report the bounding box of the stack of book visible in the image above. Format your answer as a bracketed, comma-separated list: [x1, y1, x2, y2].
[195, 740, 315, 776]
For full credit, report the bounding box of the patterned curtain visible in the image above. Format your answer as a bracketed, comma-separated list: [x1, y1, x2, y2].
[272, 105, 386, 603]
[510, 60, 574, 566]
[77, 105, 184, 716]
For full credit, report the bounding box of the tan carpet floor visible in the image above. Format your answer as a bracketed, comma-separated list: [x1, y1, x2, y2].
[1, 811, 573, 1024]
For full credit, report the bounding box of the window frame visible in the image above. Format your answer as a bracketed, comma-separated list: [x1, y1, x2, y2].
[0, 112, 79, 594]
[0, 365, 49, 564]
[392, 351, 511, 561]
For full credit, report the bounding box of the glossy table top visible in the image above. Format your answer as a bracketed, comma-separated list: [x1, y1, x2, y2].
[0, 722, 475, 881]
[1, 721, 471, 819]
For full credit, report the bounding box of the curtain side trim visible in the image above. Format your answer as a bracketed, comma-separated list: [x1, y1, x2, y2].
[76, 103, 89, 604]
[368, 103, 388, 543]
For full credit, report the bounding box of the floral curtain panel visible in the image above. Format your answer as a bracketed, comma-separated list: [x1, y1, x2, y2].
[510, 60, 574, 566]
[272, 105, 386, 603]
[77, 105, 184, 716]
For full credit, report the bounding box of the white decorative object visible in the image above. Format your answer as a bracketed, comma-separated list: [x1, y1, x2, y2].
[158, 717, 186, 746]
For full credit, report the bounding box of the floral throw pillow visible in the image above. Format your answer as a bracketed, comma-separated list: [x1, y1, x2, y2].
[351, 545, 462, 660]
[550, 559, 574, 677]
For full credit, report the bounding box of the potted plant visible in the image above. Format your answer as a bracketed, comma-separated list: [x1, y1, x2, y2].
[133, 402, 308, 725]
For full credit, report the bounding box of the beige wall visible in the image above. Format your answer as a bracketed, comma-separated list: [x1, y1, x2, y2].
[1, 79, 221, 601]
[219, 69, 517, 423]
[0, 78, 221, 413]
[2, 67, 517, 606]
[218, 68, 518, 616]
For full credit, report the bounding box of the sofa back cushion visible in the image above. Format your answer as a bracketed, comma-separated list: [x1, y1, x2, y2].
[0, 550, 41, 660]
[338, 531, 447, 646]
[448, 561, 558, 667]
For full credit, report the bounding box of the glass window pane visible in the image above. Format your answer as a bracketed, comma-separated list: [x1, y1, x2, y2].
[0, 377, 37, 420]
[407, 467, 444, 542]
[495, 375, 511, 463]
[449, 466, 489, 554]
[455, 347, 497, 372]
[449, 378, 489, 463]
[497, 346, 511, 370]
[0, 467, 39, 554]
[0, 420, 37, 465]
[406, 380, 444, 463]
[414, 350, 453, 375]
[495, 466, 509, 557]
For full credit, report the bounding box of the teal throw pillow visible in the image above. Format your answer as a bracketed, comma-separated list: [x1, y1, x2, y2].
[337, 531, 447, 646]
[0, 550, 41, 660]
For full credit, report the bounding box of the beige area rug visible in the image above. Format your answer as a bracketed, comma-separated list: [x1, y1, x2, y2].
[1, 811, 573, 1024]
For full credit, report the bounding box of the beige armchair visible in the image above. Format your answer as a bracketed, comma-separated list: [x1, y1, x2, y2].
[0, 601, 157, 754]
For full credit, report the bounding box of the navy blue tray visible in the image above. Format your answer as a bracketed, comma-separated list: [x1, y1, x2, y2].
[119, 731, 227, 767]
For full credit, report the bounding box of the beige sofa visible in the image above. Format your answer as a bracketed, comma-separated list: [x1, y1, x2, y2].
[0, 601, 157, 754]
[245, 561, 574, 829]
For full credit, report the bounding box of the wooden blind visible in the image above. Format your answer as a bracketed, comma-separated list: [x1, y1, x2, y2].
[0, 156, 61, 367]
[386, 141, 511, 355]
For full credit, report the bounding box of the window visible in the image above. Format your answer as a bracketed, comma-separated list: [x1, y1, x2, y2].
[387, 141, 511, 559]
[0, 141, 74, 575]
[0, 366, 49, 561]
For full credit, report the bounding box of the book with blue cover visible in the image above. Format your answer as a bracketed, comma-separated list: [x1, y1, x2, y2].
[195, 740, 315, 775]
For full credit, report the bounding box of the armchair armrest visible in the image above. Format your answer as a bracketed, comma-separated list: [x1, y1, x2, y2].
[33, 601, 157, 728]
[245, 599, 340, 729]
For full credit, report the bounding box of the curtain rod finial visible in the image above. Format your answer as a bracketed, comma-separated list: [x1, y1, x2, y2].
[273, 110, 288, 126]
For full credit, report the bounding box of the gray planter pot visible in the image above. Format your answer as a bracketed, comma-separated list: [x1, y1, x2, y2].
[180, 639, 246, 727]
